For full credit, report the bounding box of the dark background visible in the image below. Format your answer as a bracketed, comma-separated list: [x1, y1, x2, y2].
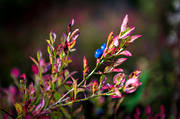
[0, 0, 180, 118]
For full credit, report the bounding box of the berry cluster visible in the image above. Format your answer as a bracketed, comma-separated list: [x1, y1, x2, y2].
[94, 43, 106, 58]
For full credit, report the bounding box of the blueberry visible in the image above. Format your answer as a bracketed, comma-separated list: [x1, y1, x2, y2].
[100, 43, 106, 51]
[95, 49, 103, 58]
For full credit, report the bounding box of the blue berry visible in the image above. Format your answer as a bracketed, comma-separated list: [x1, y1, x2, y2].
[95, 49, 103, 58]
[100, 43, 106, 51]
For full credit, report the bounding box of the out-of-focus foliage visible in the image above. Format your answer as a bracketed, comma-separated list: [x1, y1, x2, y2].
[0, 0, 179, 118]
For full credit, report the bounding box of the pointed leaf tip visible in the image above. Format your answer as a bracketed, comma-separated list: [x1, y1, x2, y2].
[120, 27, 135, 39]
[119, 50, 132, 56]
[128, 34, 142, 43]
[83, 56, 87, 69]
[121, 14, 128, 32]
[71, 18, 75, 26]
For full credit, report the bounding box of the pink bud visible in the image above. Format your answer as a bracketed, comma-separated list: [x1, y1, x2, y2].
[11, 68, 20, 78]
[71, 18, 75, 26]
[20, 73, 26, 80]
[32, 64, 39, 75]
[40, 59, 46, 67]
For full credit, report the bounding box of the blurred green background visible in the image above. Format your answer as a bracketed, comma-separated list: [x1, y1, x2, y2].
[0, 0, 180, 118]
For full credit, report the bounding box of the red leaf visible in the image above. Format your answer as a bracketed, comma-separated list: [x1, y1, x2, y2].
[92, 80, 98, 95]
[83, 56, 88, 77]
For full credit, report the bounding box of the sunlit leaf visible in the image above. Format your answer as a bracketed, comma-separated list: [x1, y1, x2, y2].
[121, 14, 128, 32]
[114, 58, 127, 67]
[118, 50, 132, 56]
[106, 32, 114, 48]
[15, 103, 22, 114]
[92, 80, 98, 95]
[73, 80, 77, 99]
[128, 34, 142, 43]
[29, 56, 39, 67]
[120, 27, 135, 39]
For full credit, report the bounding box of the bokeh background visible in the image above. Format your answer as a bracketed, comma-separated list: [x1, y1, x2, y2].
[0, 0, 180, 118]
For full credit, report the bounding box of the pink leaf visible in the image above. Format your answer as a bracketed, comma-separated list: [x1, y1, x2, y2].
[119, 50, 132, 56]
[111, 35, 119, 47]
[32, 98, 45, 116]
[113, 73, 125, 88]
[71, 18, 75, 26]
[111, 68, 124, 72]
[124, 78, 142, 93]
[121, 14, 128, 32]
[128, 35, 142, 43]
[129, 70, 141, 79]
[114, 58, 127, 67]
[20, 73, 26, 81]
[114, 88, 122, 97]
[29, 82, 35, 95]
[120, 27, 135, 39]
[66, 81, 73, 85]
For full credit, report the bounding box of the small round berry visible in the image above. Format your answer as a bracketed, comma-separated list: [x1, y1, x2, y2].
[95, 49, 103, 58]
[100, 43, 106, 51]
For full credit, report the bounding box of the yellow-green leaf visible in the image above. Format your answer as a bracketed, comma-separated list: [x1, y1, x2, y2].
[15, 103, 22, 114]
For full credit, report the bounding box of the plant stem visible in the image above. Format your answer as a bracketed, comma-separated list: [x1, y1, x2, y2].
[59, 93, 106, 106]
[43, 63, 100, 113]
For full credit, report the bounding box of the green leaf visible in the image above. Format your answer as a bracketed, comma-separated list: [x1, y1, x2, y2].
[50, 32, 54, 44]
[54, 92, 61, 101]
[73, 80, 77, 99]
[77, 88, 85, 94]
[99, 75, 105, 87]
[14, 103, 22, 115]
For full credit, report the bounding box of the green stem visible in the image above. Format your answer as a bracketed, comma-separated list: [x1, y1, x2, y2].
[59, 93, 106, 106]
[44, 62, 100, 112]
